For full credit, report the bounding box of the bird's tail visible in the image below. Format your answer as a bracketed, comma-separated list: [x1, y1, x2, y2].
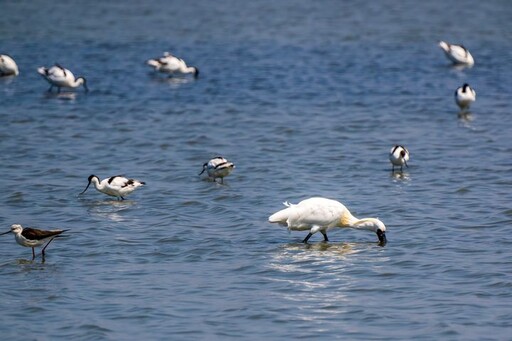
[146, 59, 161, 69]
[438, 41, 449, 52]
[269, 203, 295, 224]
[37, 67, 48, 76]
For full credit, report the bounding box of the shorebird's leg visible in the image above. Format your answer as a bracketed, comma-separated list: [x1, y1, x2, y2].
[42, 238, 56, 257]
[321, 232, 329, 242]
[302, 233, 313, 244]
[32, 247, 36, 260]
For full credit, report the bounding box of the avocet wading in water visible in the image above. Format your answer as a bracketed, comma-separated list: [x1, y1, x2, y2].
[268, 197, 387, 245]
[147, 52, 199, 78]
[199, 157, 235, 184]
[438, 41, 474, 66]
[389, 145, 409, 172]
[37, 64, 88, 92]
[79, 175, 145, 200]
[455, 83, 476, 111]
[0, 224, 67, 260]
[0, 54, 19, 76]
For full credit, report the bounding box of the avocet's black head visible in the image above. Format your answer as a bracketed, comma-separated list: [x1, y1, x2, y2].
[462, 83, 470, 92]
[79, 77, 89, 93]
[193, 67, 199, 79]
[198, 163, 208, 175]
[79, 175, 97, 195]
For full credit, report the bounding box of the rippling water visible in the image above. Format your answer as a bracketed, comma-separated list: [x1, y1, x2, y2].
[1, 1, 512, 340]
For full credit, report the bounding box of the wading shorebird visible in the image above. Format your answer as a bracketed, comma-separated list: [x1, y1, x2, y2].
[37, 64, 88, 92]
[455, 83, 476, 111]
[199, 157, 235, 184]
[1, 224, 67, 260]
[389, 145, 410, 172]
[438, 41, 474, 66]
[79, 175, 145, 200]
[268, 197, 387, 245]
[147, 52, 199, 78]
[0, 54, 19, 77]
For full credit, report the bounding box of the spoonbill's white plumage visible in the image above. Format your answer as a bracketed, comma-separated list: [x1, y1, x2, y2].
[37, 64, 88, 92]
[147, 52, 199, 78]
[0, 54, 19, 76]
[389, 145, 409, 172]
[268, 197, 387, 244]
[439, 41, 474, 66]
[0, 224, 67, 260]
[79, 175, 145, 200]
[199, 156, 235, 183]
[455, 83, 476, 110]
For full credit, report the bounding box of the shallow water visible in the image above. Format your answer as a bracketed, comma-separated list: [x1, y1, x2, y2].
[1, 1, 512, 340]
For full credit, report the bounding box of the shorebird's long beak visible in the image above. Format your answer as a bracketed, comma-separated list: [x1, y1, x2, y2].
[198, 163, 207, 176]
[0, 230, 11, 236]
[377, 230, 387, 245]
[404, 160, 409, 168]
[79, 181, 91, 195]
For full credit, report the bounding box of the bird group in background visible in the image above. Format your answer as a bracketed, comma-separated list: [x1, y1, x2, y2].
[0, 54, 19, 76]
[455, 83, 476, 111]
[37, 64, 88, 93]
[79, 175, 146, 200]
[0, 39, 482, 255]
[268, 197, 387, 245]
[0, 224, 67, 260]
[199, 156, 235, 184]
[147, 52, 199, 78]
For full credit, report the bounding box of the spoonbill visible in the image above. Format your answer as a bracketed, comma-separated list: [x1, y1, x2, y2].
[268, 197, 387, 244]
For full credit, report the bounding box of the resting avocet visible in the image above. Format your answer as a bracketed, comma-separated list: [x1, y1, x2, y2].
[268, 197, 387, 244]
[199, 157, 235, 183]
[0, 54, 19, 76]
[439, 41, 474, 66]
[37, 64, 88, 92]
[455, 83, 476, 110]
[147, 52, 199, 78]
[0, 224, 67, 260]
[79, 175, 145, 200]
[389, 145, 409, 172]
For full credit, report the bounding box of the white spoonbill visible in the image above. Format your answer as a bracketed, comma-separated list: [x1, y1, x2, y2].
[455, 83, 476, 110]
[438, 41, 474, 66]
[0, 54, 19, 76]
[268, 197, 387, 244]
[389, 145, 409, 172]
[199, 157, 235, 184]
[147, 52, 199, 78]
[79, 175, 145, 200]
[37, 64, 88, 92]
[0, 224, 67, 260]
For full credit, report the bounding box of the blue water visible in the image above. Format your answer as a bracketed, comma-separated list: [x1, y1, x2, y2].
[1, 1, 512, 340]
